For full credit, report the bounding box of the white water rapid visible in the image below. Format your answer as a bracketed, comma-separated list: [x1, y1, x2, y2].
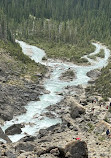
[1, 41, 110, 142]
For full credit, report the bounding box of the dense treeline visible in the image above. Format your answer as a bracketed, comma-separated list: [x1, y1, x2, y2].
[0, 0, 111, 46]
[0, 9, 13, 42]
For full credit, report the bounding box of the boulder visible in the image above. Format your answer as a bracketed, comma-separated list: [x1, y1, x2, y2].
[41, 112, 56, 119]
[0, 111, 13, 121]
[59, 69, 75, 81]
[87, 70, 101, 79]
[0, 127, 11, 143]
[20, 135, 36, 142]
[15, 142, 35, 152]
[38, 129, 48, 137]
[80, 100, 88, 106]
[17, 152, 36, 158]
[104, 111, 111, 123]
[4, 151, 16, 158]
[68, 97, 85, 119]
[50, 148, 60, 156]
[64, 141, 88, 158]
[94, 120, 111, 135]
[5, 124, 23, 135]
[40, 154, 58, 158]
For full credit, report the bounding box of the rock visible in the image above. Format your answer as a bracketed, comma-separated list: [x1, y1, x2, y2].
[94, 120, 111, 134]
[80, 100, 88, 106]
[68, 97, 85, 119]
[64, 141, 88, 158]
[20, 135, 36, 142]
[41, 112, 56, 119]
[17, 152, 35, 158]
[43, 89, 50, 94]
[5, 124, 23, 135]
[87, 70, 101, 79]
[100, 153, 106, 157]
[38, 129, 48, 138]
[0, 127, 11, 143]
[73, 126, 78, 131]
[15, 142, 35, 152]
[88, 80, 95, 84]
[59, 69, 75, 81]
[104, 111, 111, 123]
[50, 148, 60, 156]
[38, 137, 51, 143]
[0, 77, 6, 83]
[4, 151, 16, 158]
[40, 154, 58, 158]
[56, 92, 63, 96]
[0, 111, 13, 121]
[46, 123, 61, 133]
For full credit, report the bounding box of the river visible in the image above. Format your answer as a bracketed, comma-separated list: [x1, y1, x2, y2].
[1, 41, 110, 142]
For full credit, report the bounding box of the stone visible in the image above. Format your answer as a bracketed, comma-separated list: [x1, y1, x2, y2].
[42, 112, 56, 119]
[94, 120, 111, 134]
[20, 135, 36, 142]
[80, 100, 88, 106]
[15, 142, 35, 152]
[40, 154, 58, 158]
[59, 69, 75, 81]
[64, 141, 88, 158]
[0, 127, 11, 143]
[5, 124, 23, 135]
[50, 148, 60, 156]
[68, 98, 85, 119]
[4, 151, 16, 158]
[87, 70, 101, 79]
[0, 111, 13, 121]
[38, 129, 48, 137]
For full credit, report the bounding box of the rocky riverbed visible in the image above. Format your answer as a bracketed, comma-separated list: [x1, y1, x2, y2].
[0, 83, 111, 158]
[0, 42, 111, 158]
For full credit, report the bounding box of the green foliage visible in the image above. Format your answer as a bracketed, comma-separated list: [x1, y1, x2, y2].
[96, 49, 105, 58]
[108, 106, 111, 113]
[0, 40, 34, 64]
[87, 123, 94, 132]
[1, 0, 111, 50]
[88, 55, 96, 60]
[0, 40, 47, 82]
[98, 135, 105, 142]
[104, 117, 109, 123]
[23, 38, 94, 64]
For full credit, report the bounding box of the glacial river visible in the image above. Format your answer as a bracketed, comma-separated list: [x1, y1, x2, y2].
[1, 41, 110, 142]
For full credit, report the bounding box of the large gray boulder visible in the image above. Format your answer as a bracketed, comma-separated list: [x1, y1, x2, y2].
[94, 120, 111, 135]
[64, 141, 88, 158]
[0, 111, 13, 121]
[15, 142, 35, 152]
[0, 127, 11, 143]
[87, 69, 101, 79]
[5, 124, 23, 135]
[68, 97, 85, 119]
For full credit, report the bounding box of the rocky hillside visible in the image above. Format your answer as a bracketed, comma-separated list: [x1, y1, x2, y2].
[0, 41, 47, 124]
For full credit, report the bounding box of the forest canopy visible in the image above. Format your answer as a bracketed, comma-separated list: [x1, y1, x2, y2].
[0, 0, 111, 47]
